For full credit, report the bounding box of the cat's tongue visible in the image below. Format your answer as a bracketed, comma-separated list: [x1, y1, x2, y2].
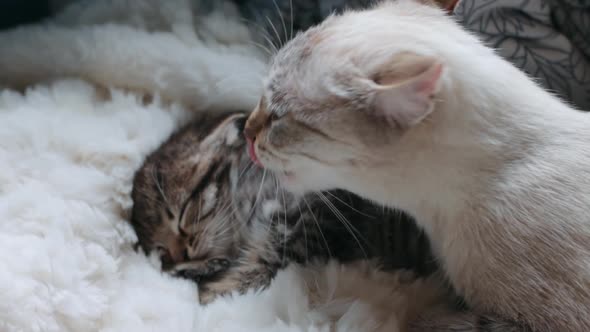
[246, 137, 263, 167]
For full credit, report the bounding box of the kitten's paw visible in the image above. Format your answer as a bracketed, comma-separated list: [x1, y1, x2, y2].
[199, 291, 217, 305]
[198, 289, 221, 305]
[207, 258, 231, 271]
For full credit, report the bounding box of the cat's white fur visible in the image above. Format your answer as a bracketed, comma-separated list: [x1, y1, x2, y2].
[253, 1, 590, 330]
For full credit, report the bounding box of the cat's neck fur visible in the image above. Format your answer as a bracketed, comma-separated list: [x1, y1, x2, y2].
[339, 25, 583, 235]
[335, 19, 590, 328]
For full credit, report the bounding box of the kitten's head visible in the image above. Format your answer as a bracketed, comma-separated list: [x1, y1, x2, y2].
[243, 0, 449, 193]
[131, 112, 250, 281]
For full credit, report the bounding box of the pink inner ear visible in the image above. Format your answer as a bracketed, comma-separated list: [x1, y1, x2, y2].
[373, 60, 444, 129]
[415, 62, 443, 96]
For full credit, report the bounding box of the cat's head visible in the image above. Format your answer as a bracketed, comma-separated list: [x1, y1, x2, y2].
[243, 0, 449, 194]
[130, 112, 252, 281]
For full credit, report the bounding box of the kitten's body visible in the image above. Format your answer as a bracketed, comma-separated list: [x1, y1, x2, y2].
[245, 1, 590, 331]
[130, 112, 436, 304]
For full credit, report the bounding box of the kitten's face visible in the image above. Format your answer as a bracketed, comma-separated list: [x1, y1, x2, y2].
[243, 1, 446, 194]
[131, 113, 250, 281]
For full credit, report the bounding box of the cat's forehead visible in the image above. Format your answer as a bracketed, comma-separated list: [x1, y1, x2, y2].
[264, 21, 368, 115]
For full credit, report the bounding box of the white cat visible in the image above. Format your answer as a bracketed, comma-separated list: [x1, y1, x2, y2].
[244, 1, 590, 331]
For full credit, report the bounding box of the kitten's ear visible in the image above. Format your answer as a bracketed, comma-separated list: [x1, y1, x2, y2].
[369, 55, 444, 129]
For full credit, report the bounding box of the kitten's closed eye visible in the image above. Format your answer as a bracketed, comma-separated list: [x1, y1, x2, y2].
[174, 258, 231, 282]
[157, 245, 174, 268]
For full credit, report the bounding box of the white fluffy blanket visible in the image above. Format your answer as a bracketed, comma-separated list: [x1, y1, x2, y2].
[0, 1, 446, 331]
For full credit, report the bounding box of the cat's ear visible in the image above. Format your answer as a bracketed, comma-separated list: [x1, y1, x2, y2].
[399, 0, 444, 8]
[369, 54, 444, 129]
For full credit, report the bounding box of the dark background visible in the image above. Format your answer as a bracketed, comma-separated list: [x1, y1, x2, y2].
[0, 1, 52, 30]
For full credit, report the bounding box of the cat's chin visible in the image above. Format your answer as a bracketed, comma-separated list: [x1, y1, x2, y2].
[274, 169, 333, 196]
[275, 170, 305, 194]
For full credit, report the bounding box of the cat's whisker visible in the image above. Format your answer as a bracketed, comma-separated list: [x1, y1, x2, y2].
[213, 74, 262, 86]
[324, 191, 376, 219]
[270, 0, 288, 46]
[248, 41, 274, 57]
[289, 0, 294, 41]
[315, 192, 368, 260]
[238, 17, 279, 54]
[248, 169, 268, 219]
[295, 201, 309, 262]
[264, 15, 283, 52]
[302, 196, 332, 259]
[262, 172, 280, 234]
[280, 186, 288, 265]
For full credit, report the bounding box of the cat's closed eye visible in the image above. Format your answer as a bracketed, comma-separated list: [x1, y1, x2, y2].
[270, 112, 280, 122]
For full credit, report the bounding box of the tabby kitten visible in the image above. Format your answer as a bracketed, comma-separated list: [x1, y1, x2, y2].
[130, 111, 435, 304]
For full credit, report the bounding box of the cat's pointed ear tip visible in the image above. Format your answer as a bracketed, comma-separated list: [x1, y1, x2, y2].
[426, 60, 446, 89]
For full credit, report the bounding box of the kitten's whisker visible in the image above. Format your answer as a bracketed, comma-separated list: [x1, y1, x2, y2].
[214, 203, 237, 232]
[212, 214, 236, 239]
[151, 165, 171, 209]
[200, 201, 233, 243]
[315, 192, 368, 260]
[302, 196, 332, 259]
[194, 196, 202, 234]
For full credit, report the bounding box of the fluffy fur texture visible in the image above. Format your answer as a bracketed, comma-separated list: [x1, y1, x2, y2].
[0, 1, 450, 331]
[245, 0, 590, 331]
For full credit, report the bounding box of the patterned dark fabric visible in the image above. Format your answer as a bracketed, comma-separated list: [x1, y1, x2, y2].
[236, 0, 590, 109]
[454, 0, 590, 110]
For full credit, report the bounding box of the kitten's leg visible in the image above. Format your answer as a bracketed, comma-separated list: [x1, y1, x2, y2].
[409, 310, 531, 332]
[197, 261, 278, 305]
